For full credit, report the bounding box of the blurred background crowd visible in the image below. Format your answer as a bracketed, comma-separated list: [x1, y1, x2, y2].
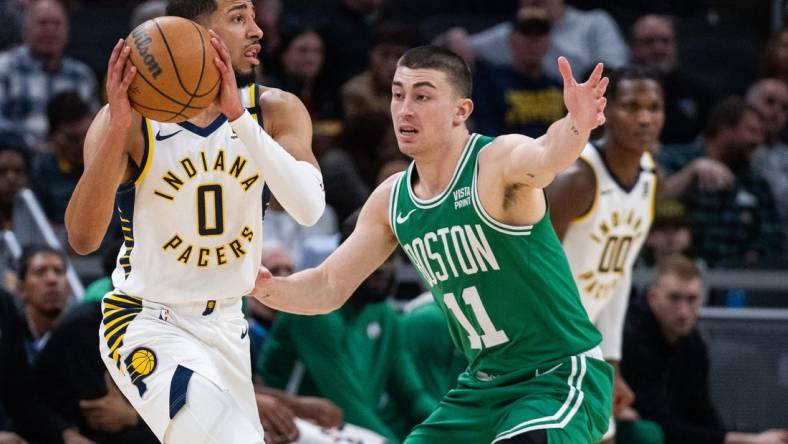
[0, 0, 787, 443]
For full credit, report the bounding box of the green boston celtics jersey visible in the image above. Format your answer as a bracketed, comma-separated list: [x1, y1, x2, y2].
[389, 133, 601, 380]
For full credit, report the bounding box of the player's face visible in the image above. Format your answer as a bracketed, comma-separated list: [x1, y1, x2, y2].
[391, 67, 471, 156]
[0, 151, 28, 207]
[648, 274, 703, 343]
[19, 252, 69, 317]
[606, 78, 664, 155]
[208, 0, 262, 79]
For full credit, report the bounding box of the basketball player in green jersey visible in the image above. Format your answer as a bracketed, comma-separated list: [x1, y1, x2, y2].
[253, 45, 613, 444]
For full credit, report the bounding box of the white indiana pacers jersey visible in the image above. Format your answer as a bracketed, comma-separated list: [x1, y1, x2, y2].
[562, 142, 657, 322]
[112, 85, 267, 303]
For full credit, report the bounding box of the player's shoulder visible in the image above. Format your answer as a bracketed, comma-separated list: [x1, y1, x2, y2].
[370, 172, 403, 203]
[359, 172, 404, 224]
[257, 85, 304, 113]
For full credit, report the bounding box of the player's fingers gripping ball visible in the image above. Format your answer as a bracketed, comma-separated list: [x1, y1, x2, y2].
[126, 16, 221, 122]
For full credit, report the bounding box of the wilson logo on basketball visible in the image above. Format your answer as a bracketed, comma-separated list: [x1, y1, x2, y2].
[131, 27, 163, 79]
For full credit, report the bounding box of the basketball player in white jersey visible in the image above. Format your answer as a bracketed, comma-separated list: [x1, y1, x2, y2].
[547, 65, 663, 443]
[64, 0, 325, 442]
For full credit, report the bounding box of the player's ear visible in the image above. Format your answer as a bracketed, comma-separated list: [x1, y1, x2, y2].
[454, 98, 473, 125]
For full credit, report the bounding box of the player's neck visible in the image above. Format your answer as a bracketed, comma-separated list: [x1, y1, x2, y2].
[598, 139, 642, 188]
[187, 103, 224, 128]
[412, 130, 470, 198]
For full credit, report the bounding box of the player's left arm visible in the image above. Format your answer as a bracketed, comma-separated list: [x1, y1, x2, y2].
[495, 59, 608, 189]
[210, 30, 325, 226]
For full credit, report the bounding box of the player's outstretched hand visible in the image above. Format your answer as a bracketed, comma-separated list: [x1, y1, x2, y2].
[558, 57, 608, 133]
[209, 29, 244, 121]
[105, 39, 137, 130]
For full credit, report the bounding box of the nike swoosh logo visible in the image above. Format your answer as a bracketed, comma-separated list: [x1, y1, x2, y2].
[535, 363, 562, 377]
[155, 130, 182, 141]
[396, 209, 417, 224]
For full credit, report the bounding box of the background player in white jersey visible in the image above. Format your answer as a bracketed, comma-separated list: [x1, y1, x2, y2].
[547, 65, 663, 443]
[64, 0, 325, 442]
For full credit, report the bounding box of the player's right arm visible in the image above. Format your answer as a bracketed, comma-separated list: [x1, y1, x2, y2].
[65, 40, 142, 255]
[546, 158, 596, 240]
[251, 175, 400, 315]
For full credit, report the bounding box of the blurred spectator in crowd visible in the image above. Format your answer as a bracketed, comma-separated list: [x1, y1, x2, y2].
[657, 97, 783, 267]
[746, 78, 788, 252]
[470, 0, 627, 82]
[431, 27, 475, 69]
[629, 14, 712, 145]
[30, 91, 91, 225]
[578, 0, 709, 31]
[247, 242, 293, 367]
[319, 0, 387, 96]
[262, 195, 338, 267]
[257, 211, 437, 443]
[0, 0, 24, 51]
[341, 22, 416, 117]
[264, 25, 339, 120]
[622, 255, 788, 444]
[1, 287, 94, 444]
[16, 245, 69, 363]
[128, 0, 166, 29]
[319, 111, 399, 222]
[641, 200, 696, 267]
[473, 7, 564, 138]
[375, 158, 408, 186]
[760, 27, 788, 84]
[0, 0, 98, 148]
[35, 301, 158, 443]
[0, 144, 29, 230]
[254, 0, 281, 64]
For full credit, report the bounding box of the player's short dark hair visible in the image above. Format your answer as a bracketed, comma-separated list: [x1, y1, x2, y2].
[652, 254, 702, 284]
[47, 91, 90, 134]
[166, 0, 217, 22]
[704, 96, 760, 138]
[397, 45, 472, 99]
[604, 64, 663, 100]
[17, 245, 66, 281]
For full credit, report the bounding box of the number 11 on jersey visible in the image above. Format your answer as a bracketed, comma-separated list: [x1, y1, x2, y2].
[443, 286, 509, 349]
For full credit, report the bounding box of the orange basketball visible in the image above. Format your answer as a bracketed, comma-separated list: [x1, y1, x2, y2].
[125, 16, 220, 123]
